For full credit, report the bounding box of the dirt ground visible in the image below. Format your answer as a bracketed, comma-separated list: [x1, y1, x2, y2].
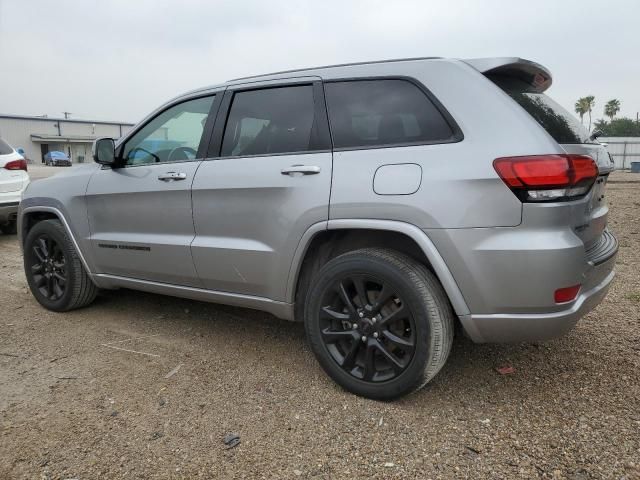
[1, 170, 639, 479]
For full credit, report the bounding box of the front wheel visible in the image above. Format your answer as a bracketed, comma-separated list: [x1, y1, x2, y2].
[24, 219, 98, 311]
[304, 248, 454, 400]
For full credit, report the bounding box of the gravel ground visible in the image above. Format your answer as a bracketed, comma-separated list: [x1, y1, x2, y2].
[0, 171, 639, 479]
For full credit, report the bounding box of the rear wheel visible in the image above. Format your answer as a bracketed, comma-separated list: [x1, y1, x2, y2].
[304, 248, 454, 400]
[24, 219, 98, 311]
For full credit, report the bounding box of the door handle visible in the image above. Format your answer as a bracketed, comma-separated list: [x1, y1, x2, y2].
[281, 165, 321, 176]
[158, 172, 187, 181]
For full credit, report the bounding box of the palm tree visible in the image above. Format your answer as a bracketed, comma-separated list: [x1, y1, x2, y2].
[604, 99, 621, 123]
[575, 97, 589, 125]
[575, 96, 596, 130]
[584, 95, 595, 131]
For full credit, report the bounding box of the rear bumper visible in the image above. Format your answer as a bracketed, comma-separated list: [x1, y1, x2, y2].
[0, 181, 28, 223]
[460, 258, 616, 343]
[0, 202, 19, 223]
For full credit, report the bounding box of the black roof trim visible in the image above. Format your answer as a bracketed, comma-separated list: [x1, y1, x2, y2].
[228, 57, 441, 82]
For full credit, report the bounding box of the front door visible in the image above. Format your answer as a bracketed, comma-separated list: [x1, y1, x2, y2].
[191, 81, 332, 300]
[86, 94, 218, 287]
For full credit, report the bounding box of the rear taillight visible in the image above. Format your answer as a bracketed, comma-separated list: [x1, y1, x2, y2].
[493, 154, 597, 202]
[4, 159, 28, 171]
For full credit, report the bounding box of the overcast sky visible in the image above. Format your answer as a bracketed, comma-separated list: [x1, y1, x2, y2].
[0, 0, 638, 124]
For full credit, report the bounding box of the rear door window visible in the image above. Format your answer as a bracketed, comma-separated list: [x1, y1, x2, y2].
[221, 85, 320, 157]
[491, 76, 595, 144]
[324, 79, 456, 149]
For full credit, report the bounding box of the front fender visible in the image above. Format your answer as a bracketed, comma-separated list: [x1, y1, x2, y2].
[19, 202, 95, 275]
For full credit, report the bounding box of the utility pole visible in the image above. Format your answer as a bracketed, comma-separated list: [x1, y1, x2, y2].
[62, 111, 72, 119]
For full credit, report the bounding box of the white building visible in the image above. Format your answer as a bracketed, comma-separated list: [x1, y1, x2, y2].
[0, 114, 134, 164]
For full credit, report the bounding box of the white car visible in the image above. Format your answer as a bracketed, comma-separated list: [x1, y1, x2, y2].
[0, 138, 30, 234]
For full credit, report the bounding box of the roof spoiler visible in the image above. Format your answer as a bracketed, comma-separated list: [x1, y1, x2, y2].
[462, 57, 552, 93]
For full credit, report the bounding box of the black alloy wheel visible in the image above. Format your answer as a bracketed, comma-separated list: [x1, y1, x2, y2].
[305, 248, 454, 400]
[24, 219, 98, 311]
[318, 274, 416, 383]
[29, 234, 67, 301]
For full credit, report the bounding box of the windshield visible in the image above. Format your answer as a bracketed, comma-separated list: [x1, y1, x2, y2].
[491, 76, 595, 144]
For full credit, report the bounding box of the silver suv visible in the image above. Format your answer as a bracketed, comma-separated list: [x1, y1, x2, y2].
[18, 57, 618, 399]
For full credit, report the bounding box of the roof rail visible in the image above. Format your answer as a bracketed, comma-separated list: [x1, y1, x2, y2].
[228, 56, 441, 82]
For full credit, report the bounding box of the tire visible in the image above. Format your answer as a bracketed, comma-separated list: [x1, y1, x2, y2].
[23, 219, 98, 311]
[0, 220, 17, 235]
[304, 248, 454, 400]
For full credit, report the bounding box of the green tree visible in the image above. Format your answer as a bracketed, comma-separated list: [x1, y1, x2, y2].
[575, 96, 596, 130]
[594, 119, 608, 132]
[575, 97, 589, 124]
[584, 95, 595, 131]
[604, 99, 621, 122]
[593, 117, 640, 136]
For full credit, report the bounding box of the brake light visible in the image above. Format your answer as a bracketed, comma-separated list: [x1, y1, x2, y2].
[493, 154, 597, 202]
[554, 285, 581, 303]
[4, 159, 28, 171]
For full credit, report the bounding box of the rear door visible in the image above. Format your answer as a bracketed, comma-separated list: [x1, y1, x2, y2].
[86, 94, 219, 287]
[191, 79, 332, 300]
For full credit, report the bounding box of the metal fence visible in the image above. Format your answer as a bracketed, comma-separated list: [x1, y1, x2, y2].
[600, 137, 640, 170]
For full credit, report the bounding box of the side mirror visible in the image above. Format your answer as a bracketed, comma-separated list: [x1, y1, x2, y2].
[92, 137, 116, 165]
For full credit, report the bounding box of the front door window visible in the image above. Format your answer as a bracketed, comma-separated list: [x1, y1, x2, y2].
[122, 96, 215, 166]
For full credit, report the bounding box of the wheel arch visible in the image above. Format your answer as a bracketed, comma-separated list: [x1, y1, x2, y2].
[287, 219, 470, 319]
[20, 206, 93, 275]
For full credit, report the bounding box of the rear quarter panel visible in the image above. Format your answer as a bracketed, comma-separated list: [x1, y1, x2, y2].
[324, 59, 564, 228]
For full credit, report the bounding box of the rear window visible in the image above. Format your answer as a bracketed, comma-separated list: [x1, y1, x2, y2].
[324, 79, 456, 149]
[492, 76, 595, 144]
[0, 138, 14, 155]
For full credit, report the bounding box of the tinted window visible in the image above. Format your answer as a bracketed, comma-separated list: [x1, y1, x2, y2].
[123, 95, 214, 165]
[0, 138, 14, 155]
[221, 85, 317, 157]
[492, 76, 594, 144]
[324, 79, 455, 149]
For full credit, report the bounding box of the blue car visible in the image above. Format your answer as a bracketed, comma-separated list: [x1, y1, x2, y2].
[44, 151, 72, 167]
